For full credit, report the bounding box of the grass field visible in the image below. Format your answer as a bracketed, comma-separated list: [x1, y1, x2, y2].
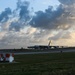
[0, 52, 75, 75]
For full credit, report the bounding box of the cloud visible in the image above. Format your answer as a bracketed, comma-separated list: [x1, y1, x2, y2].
[0, 0, 75, 48]
[9, 21, 25, 31]
[1, 0, 75, 32]
[9, 0, 75, 32]
[59, 0, 75, 5]
[9, 0, 30, 31]
[29, 0, 75, 30]
[17, 0, 30, 21]
[0, 8, 12, 22]
[48, 30, 71, 40]
[29, 5, 65, 30]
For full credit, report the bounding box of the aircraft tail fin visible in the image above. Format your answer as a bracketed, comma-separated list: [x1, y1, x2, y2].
[48, 40, 51, 46]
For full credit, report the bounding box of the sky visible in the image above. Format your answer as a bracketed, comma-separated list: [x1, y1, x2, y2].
[0, 0, 60, 12]
[0, 0, 75, 49]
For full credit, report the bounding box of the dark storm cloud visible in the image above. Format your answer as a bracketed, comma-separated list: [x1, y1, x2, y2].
[0, 8, 12, 22]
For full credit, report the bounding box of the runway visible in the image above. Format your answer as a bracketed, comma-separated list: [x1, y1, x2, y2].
[14, 49, 75, 55]
[0, 48, 75, 55]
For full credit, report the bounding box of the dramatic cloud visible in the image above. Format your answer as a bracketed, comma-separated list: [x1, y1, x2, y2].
[0, 0, 75, 48]
[1, 0, 75, 31]
[8, 0, 75, 32]
[30, 0, 75, 30]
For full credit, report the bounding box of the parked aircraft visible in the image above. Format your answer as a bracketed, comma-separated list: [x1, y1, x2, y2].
[27, 41, 63, 49]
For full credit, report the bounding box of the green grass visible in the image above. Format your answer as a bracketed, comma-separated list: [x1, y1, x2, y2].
[0, 52, 75, 75]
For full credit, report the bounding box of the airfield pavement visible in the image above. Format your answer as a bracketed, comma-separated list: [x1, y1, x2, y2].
[0, 48, 75, 55]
